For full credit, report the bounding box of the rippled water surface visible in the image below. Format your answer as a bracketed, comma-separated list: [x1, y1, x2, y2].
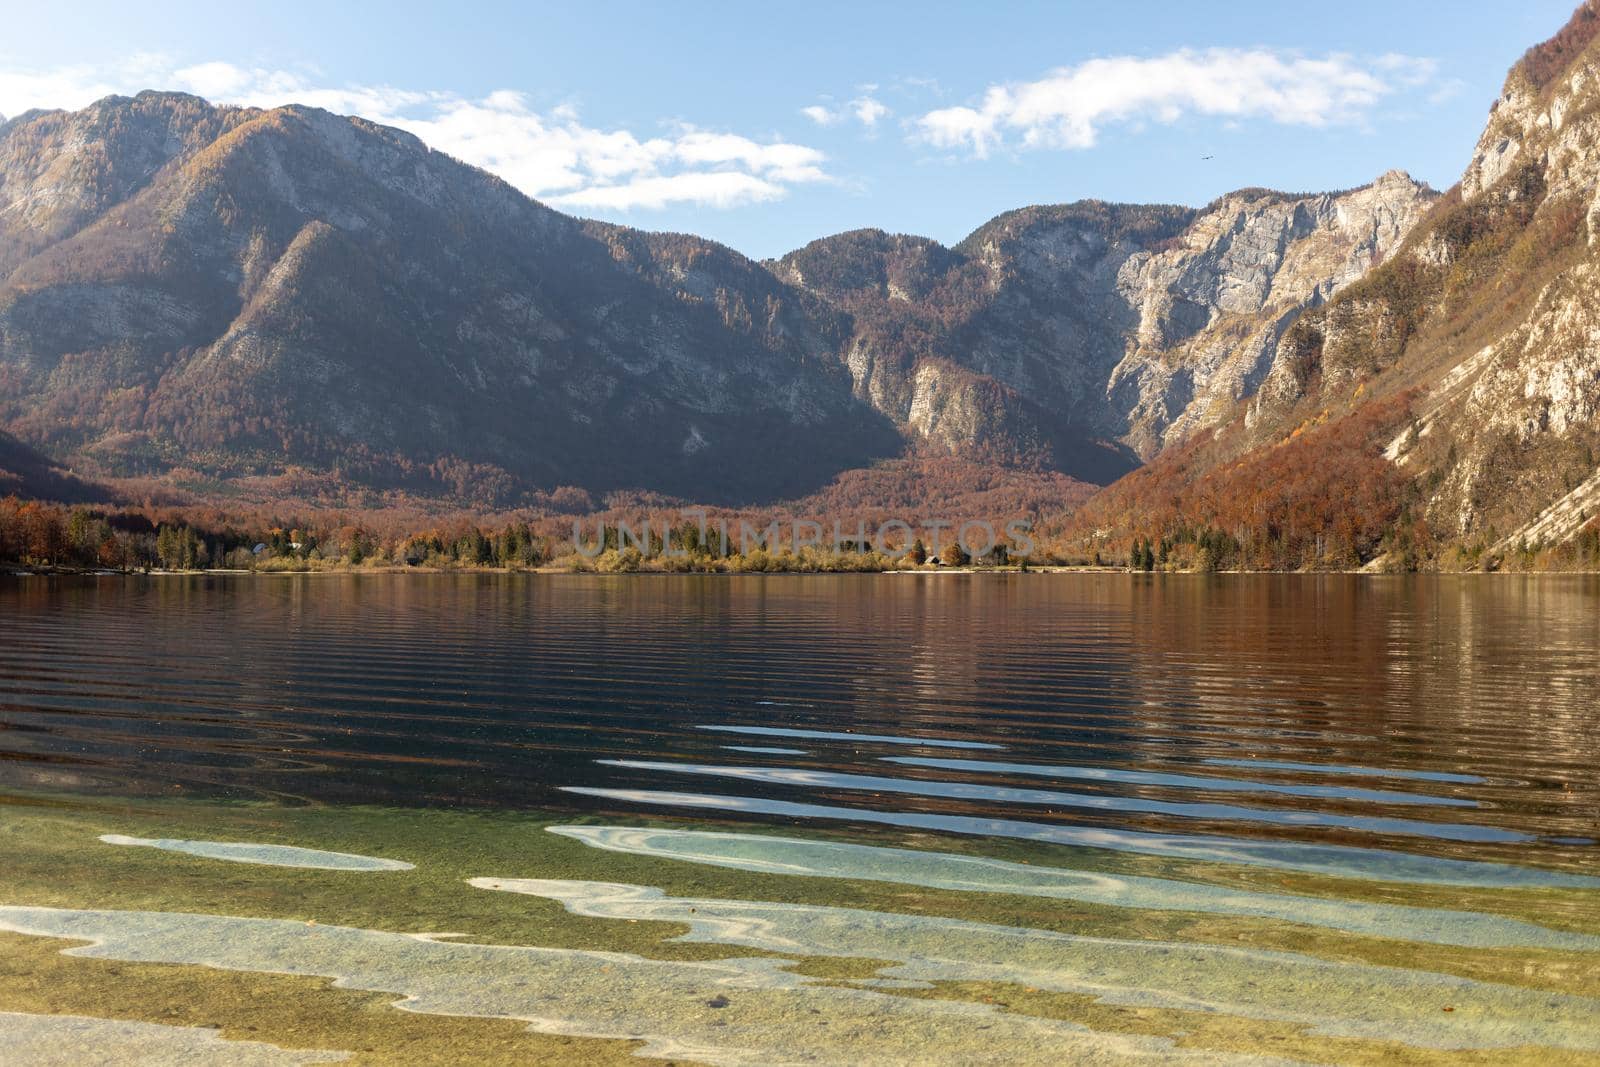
[1, 573, 1597, 1064]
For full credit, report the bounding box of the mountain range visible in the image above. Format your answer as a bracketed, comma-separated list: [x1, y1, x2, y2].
[3, 3, 1600, 564]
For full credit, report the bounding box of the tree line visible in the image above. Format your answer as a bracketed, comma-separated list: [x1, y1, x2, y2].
[0, 497, 553, 572]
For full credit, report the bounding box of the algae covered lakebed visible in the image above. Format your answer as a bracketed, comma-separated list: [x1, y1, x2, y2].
[2, 792, 1598, 1065]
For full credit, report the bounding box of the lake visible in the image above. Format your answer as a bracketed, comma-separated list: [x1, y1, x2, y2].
[1, 573, 1597, 1064]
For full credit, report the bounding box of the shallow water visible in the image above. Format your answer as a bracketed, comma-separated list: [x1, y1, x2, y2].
[0, 1008, 346, 1065]
[1, 573, 1597, 1064]
[0, 904, 1297, 1066]
[98, 834, 416, 871]
[544, 826, 1600, 950]
[471, 875, 1600, 1050]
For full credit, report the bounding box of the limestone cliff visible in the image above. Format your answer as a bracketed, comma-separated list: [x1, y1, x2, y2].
[1278, 1, 1600, 546]
[1110, 172, 1433, 456]
[774, 175, 1433, 473]
[1393, 5, 1600, 545]
[1078, 1, 1600, 565]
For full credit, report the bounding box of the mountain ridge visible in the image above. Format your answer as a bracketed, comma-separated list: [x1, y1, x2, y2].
[4, 4, 1599, 573]
[0, 92, 902, 506]
[2, 88, 1431, 508]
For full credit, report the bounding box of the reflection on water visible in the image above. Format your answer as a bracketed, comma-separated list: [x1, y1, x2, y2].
[98, 835, 415, 871]
[596, 758, 1529, 843]
[696, 725, 1007, 750]
[560, 786, 1600, 888]
[1201, 759, 1487, 784]
[2, 574, 1596, 872]
[879, 756, 1480, 806]
[2, 573, 1598, 1063]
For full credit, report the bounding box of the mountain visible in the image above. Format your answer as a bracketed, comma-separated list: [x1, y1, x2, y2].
[773, 173, 1432, 468]
[0, 87, 1436, 510]
[1072, 1, 1600, 567]
[0, 429, 105, 502]
[0, 93, 898, 506]
[5, 3, 1595, 557]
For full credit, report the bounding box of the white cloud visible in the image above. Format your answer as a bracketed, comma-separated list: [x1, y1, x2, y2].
[912, 49, 1439, 157]
[0, 63, 124, 118]
[801, 94, 890, 131]
[0, 58, 829, 212]
[171, 60, 258, 100]
[801, 104, 840, 126]
[852, 96, 889, 127]
[551, 172, 787, 211]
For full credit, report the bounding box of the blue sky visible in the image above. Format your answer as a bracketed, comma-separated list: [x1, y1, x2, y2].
[0, 1, 1582, 258]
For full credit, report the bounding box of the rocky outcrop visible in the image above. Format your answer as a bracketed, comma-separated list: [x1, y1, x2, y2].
[770, 210, 1187, 480]
[1369, 6, 1600, 542]
[1111, 172, 1433, 455]
[1084, 1, 1600, 558]
[776, 177, 1432, 466]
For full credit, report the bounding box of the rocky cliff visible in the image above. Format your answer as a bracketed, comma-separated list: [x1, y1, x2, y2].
[1257, 1, 1600, 546]
[1385, 3, 1600, 547]
[1075, 1, 1600, 565]
[1109, 172, 1433, 456]
[774, 174, 1433, 468]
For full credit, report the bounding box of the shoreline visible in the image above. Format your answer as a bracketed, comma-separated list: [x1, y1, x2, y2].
[7, 564, 1600, 578]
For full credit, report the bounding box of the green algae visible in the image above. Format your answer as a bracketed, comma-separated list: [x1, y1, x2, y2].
[0, 905, 1291, 1066]
[475, 876, 1600, 1051]
[1, 793, 1597, 1065]
[547, 826, 1600, 952]
[0, 1008, 347, 1065]
[0, 932, 639, 1066]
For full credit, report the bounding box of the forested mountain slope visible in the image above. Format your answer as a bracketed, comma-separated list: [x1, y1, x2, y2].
[1069, 1, 1600, 569]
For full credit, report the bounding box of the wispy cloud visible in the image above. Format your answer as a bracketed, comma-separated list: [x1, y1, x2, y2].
[800, 104, 841, 126]
[552, 172, 789, 211]
[800, 94, 891, 130]
[0, 58, 829, 212]
[852, 97, 890, 127]
[911, 49, 1440, 157]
